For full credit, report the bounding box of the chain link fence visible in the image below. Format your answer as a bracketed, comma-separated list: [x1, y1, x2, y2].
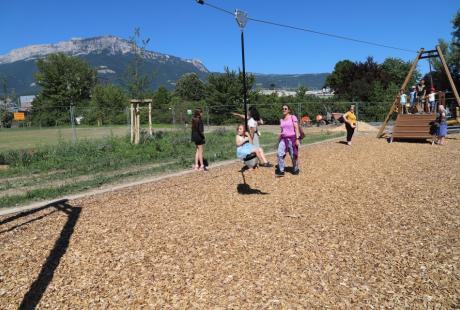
[2, 97, 458, 149]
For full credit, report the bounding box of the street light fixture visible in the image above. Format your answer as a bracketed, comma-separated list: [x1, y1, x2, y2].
[67, 81, 77, 143]
[195, 1, 250, 132]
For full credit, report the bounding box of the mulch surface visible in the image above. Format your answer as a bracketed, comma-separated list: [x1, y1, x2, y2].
[1, 134, 459, 309]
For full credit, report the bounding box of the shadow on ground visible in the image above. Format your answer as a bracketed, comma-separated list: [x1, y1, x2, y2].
[0, 199, 81, 310]
[237, 169, 268, 195]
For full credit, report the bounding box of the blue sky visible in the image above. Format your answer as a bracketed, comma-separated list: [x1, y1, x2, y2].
[0, 0, 458, 74]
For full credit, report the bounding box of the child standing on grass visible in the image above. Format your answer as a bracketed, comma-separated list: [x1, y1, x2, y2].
[191, 108, 207, 171]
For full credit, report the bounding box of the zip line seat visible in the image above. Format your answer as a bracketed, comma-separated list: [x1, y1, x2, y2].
[242, 152, 258, 169]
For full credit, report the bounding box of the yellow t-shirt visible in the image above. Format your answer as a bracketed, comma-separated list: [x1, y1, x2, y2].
[344, 111, 357, 126]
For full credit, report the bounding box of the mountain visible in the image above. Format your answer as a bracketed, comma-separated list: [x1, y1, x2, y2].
[0, 35, 329, 96]
[0, 36, 209, 95]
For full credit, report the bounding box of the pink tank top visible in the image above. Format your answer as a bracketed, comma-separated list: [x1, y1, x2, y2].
[280, 115, 297, 137]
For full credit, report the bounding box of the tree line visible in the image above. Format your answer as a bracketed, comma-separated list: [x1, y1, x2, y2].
[26, 10, 460, 127]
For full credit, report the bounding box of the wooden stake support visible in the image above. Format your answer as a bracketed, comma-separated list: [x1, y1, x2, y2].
[130, 99, 153, 144]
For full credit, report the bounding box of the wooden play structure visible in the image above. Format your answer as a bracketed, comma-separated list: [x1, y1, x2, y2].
[377, 46, 460, 141]
[130, 99, 153, 144]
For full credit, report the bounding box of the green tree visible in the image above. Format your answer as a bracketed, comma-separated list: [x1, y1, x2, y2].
[124, 27, 152, 99]
[174, 73, 205, 101]
[86, 84, 128, 126]
[431, 11, 460, 91]
[295, 85, 308, 100]
[451, 10, 460, 87]
[32, 53, 96, 126]
[152, 86, 172, 123]
[325, 60, 355, 100]
[381, 57, 419, 88]
[206, 67, 255, 124]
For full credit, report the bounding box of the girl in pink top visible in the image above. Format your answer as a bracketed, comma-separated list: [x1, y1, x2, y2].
[276, 104, 301, 176]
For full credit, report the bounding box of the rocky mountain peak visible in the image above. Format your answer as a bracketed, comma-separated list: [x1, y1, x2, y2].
[0, 35, 208, 73]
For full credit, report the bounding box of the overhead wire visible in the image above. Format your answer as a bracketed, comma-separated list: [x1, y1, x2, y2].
[198, 1, 417, 54]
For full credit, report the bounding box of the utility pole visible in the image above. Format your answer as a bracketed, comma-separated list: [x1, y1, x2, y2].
[235, 9, 249, 132]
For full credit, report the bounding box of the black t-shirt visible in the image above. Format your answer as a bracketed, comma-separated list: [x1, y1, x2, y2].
[417, 84, 426, 97]
[191, 118, 204, 142]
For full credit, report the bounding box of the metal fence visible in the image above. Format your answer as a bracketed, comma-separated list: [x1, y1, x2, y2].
[1, 97, 457, 148]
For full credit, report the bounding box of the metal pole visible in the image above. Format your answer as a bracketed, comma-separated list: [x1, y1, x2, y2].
[70, 104, 77, 143]
[148, 102, 152, 136]
[240, 30, 248, 132]
[355, 101, 359, 132]
[126, 107, 130, 134]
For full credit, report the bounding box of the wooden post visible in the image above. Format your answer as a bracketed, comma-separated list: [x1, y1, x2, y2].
[135, 103, 140, 144]
[436, 45, 460, 108]
[377, 49, 424, 138]
[129, 99, 153, 144]
[130, 102, 134, 143]
[148, 102, 152, 136]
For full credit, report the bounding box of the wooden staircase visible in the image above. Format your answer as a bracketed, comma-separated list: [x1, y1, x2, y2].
[391, 113, 436, 142]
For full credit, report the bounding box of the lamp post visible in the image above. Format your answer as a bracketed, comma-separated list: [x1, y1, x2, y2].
[169, 107, 176, 126]
[195, 1, 249, 131]
[67, 81, 77, 144]
[235, 9, 249, 132]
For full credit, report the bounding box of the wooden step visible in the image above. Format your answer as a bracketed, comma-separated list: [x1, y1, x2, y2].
[393, 133, 432, 138]
[391, 113, 436, 140]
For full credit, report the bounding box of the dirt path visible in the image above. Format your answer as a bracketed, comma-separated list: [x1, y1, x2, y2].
[1, 134, 459, 308]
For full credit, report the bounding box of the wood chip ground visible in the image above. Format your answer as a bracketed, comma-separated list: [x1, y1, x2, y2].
[1, 134, 459, 309]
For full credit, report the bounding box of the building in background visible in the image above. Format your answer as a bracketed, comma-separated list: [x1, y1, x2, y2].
[19, 95, 35, 112]
[259, 87, 334, 98]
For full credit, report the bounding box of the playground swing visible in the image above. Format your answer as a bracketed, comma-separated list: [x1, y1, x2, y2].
[242, 152, 258, 169]
[377, 46, 460, 141]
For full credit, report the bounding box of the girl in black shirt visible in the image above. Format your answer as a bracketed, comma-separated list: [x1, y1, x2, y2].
[191, 108, 206, 171]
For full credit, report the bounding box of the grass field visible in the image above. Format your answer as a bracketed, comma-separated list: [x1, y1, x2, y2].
[0, 124, 176, 151]
[0, 128, 343, 208]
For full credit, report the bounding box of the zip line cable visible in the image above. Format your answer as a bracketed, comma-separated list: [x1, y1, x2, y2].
[198, 1, 417, 53]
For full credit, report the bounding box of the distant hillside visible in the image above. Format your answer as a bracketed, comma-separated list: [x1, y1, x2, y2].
[0, 35, 329, 96]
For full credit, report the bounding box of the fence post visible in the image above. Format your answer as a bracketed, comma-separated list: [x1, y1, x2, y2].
[126, 107, 130, 134]
[298, 102, 302, 120]
[355, 101, 359, 132]
[69, 104, 77, 143]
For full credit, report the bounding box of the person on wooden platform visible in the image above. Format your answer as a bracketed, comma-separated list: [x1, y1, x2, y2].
[399, 89, 408, 114]
[428, 88, 437, 113]
[417, 79, 427, 113]
[409, 86, 417, 114]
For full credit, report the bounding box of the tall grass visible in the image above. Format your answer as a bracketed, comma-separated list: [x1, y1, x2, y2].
[0, 129, 341, 208]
